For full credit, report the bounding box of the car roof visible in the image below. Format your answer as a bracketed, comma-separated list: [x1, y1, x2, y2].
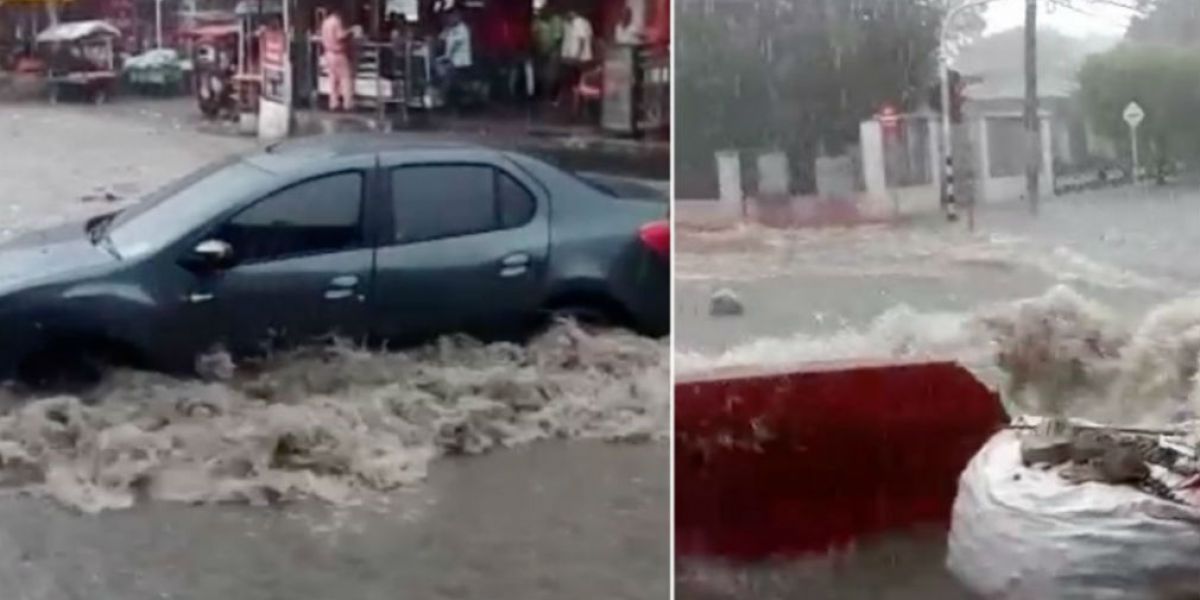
[246, 132, 507, 174]
[268, 132, 490, 157]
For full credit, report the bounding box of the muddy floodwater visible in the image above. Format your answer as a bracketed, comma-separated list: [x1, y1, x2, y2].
[675, 189, 1200, 598]
[0, 101, 669, 598]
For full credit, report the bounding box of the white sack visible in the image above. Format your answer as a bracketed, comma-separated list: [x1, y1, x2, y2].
[948, 430, 1200, 599]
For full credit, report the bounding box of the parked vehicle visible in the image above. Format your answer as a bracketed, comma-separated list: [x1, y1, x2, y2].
[0, 134, 669, 387]
[36, 20, 121, 104]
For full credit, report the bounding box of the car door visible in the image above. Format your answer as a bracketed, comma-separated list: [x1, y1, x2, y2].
[370, 158, 550, 342]
[185, 169, 375, 357]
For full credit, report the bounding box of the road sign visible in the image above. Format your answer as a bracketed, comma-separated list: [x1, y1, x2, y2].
[1123, 101, 1145, 128]
[1124, 102, 1144, 182]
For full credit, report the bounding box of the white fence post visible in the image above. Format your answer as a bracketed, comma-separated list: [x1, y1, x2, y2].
[715, 150, 743, 218]
[860, 120, 886, 201]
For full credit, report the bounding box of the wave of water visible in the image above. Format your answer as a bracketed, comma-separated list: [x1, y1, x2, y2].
[0, 322, 668, 513]
[676, 225, 1171, 291]
[678, 285, 1200, 429]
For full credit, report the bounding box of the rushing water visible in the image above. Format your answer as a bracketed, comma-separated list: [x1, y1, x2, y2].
[674, 210, 1200, 599]
[0, 102, 670, 598]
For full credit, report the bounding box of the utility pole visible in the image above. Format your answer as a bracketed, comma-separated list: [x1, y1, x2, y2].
[155, 0, 163, 48]
[1024, 0, 1040, 215]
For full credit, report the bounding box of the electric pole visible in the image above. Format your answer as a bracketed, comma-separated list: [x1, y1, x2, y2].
[1024, 0, 1040, 215]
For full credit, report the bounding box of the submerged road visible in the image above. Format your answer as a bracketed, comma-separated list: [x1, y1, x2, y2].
[0, 101, 668, 599]
[675, 186, 1200, 599]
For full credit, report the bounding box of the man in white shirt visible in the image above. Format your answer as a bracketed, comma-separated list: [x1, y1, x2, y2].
[557, 9, 592, 105]
[614, 4, 642, 46]
[436, 10, 472, 107]
[560, 9, 593, 63]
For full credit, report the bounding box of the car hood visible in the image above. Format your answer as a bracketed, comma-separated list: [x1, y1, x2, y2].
[0, 221, 119, 295]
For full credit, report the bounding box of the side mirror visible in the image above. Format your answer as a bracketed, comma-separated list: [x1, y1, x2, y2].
[182, 239, 235, 271]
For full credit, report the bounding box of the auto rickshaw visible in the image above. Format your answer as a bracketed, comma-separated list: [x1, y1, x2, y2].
[35, 20, 120, 104]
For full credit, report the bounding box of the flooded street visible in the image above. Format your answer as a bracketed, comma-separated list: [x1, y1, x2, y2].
[675, 189, 1200, 599]
[0, 101, 668, 598]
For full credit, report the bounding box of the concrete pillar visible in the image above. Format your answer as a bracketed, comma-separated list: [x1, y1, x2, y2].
[715, 150, 743, 217]
[927, 117, 942, 189]
[860, 120, 886, 200]
[1041, 115, 1054, 195]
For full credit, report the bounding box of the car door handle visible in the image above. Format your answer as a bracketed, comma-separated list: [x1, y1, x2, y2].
[324, 289, 355, 300]
[329, 275, 359, 288]
[499, 253, 530, 278]
[188, 292, 215, 304]
[501, 253, 530, 267]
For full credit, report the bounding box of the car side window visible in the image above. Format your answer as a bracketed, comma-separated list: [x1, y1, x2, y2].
[390, 165, 536, 244]
[498, 172, 536, 229]
[217, 172, 363, 263]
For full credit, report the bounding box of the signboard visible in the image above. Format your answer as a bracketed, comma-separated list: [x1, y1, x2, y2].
[1124, 101, 1144, 182]
[1123, 101, 1144, 128]
[258, 28, 291, 140]
[601, 45, 635, 134]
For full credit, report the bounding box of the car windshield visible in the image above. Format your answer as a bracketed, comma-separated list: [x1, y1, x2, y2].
[107, 156, 271, 258]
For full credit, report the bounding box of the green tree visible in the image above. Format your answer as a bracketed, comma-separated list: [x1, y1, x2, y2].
[674, 0, 984, 198]
[1076, 44, 1200, 182]
[1127, 0, 1200, 47]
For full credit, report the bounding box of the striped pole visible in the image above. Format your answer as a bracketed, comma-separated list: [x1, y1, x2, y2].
[945, 153, 958, 221]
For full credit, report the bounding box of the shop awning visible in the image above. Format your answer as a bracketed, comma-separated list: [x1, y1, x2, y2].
[36, 20, 120, 43]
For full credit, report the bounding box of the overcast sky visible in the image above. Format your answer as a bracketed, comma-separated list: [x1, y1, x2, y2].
[984, 0, 1141, 37]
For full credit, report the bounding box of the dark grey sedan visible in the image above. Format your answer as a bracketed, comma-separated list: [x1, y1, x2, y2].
[0, 134, 669, 385]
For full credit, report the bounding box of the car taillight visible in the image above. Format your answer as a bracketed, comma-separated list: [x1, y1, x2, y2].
[639, 220, 670, 259]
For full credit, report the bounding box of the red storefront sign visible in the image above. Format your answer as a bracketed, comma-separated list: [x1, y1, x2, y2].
[260, 29, 286, 70]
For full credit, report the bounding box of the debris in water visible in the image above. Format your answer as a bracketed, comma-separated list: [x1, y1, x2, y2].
[709, 288, 744, 317]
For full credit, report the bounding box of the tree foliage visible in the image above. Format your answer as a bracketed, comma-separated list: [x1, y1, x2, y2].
[1126, 0, 1200, 47]
[1077, 44, 1200, 178]
[674, 0, 983, 197]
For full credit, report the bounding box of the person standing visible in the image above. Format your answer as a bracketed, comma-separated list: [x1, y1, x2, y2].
[558, 8, 592, 104]
[320, 8, 354, 111]
[614, 4, 642, 46]
[436, 10, 472, 108]
[532, 5, 564, 101]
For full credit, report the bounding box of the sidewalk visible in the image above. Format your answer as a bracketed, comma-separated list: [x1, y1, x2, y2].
[294, 105, 668, 179]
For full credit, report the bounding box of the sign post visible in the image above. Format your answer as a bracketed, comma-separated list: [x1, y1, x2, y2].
[257, 25, 291, 140]
[1123, 101, 1144, 183]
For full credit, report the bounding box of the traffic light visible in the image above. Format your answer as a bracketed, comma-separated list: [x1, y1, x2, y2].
[929, 69, 967, 124]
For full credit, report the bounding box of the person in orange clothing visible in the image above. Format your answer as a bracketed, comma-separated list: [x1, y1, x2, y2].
[320, 7, 354, 111]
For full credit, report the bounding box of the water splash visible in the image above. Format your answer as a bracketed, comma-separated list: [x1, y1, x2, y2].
[0, 323, 667, 513]
[679, 285, 1200, 428]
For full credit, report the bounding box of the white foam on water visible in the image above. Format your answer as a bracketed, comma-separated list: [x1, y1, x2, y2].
[677, 225, 1171, 291]
[678, 285, 1200, 429]
[676, 304, 986, 375]
[0, 322, 667, 513]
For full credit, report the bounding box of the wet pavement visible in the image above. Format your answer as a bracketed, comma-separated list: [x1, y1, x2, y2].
[0, 442, 668, 600]
[675, 186, 1200, 599]
[677, 188, 1191, 354]
[0, 101, 669, 598]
